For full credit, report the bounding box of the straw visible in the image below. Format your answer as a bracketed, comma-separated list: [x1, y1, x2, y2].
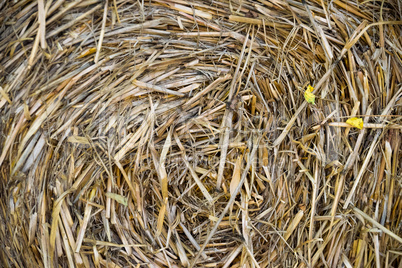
[0, 0, 401, 267]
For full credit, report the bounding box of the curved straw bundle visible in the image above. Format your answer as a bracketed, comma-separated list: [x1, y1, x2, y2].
[1, 0, 401, 267]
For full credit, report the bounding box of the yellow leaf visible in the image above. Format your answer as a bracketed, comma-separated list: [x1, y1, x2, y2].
[346, 117, 363, 129]
[304, 85, 315, 104]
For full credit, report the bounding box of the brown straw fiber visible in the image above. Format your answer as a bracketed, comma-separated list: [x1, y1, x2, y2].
[0, 0, 401, 267]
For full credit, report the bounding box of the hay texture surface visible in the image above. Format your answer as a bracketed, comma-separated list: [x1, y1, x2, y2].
[1, 0, 402, 267]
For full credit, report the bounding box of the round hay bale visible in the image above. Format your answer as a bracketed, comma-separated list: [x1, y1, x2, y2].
[1, 0, 401, 267]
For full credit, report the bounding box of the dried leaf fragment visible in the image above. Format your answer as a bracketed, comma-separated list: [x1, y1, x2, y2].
[105, 193, 128, 206]
[230, 155, 243, 197]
